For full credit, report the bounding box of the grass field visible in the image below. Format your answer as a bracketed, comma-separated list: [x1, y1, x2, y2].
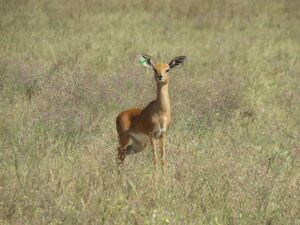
[0, 0, 299, 224]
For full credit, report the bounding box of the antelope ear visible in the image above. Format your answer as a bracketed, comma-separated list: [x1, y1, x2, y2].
[169, 56, 186, 69]
[138, 54, 154, 68]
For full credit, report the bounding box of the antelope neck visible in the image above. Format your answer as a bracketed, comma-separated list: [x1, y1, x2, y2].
[156, 83, 170, 113]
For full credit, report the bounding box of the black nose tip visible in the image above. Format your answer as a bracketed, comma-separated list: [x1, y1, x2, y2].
[156, 75, 163, 80]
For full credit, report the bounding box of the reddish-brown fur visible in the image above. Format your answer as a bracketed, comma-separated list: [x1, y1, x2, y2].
[116, 108, 142, 147]
[115, 55, 186, 176]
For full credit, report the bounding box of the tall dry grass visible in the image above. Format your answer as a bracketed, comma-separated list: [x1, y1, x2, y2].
[0, 0, 299, 224]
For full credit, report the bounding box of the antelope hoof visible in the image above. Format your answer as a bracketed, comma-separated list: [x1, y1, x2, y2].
[117, 148, 126, 164]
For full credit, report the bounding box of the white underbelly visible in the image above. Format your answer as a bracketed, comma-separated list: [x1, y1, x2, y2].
[154, 127, 166, 138]
[130, 132, 150, 144]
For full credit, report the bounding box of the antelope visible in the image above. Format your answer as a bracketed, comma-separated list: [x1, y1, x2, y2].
[116, 54, 186, 176]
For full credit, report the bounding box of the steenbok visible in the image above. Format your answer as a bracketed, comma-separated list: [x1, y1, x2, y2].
[116, 54, 186, 176]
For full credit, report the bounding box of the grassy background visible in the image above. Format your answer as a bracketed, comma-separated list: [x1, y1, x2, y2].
[0, 0, 299, 224]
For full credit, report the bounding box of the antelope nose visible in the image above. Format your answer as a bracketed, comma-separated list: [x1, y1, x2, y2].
[156, 75, 163, 80]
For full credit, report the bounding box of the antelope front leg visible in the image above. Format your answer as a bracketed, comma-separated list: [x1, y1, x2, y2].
[150, 134, 157, 179]
[159, 135, 166, 176]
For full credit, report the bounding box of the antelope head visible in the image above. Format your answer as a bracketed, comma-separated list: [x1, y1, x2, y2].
[138, 54, 186, 85]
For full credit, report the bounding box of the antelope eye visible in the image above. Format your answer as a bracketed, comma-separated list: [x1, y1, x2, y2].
[166, 69, 170, 73]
